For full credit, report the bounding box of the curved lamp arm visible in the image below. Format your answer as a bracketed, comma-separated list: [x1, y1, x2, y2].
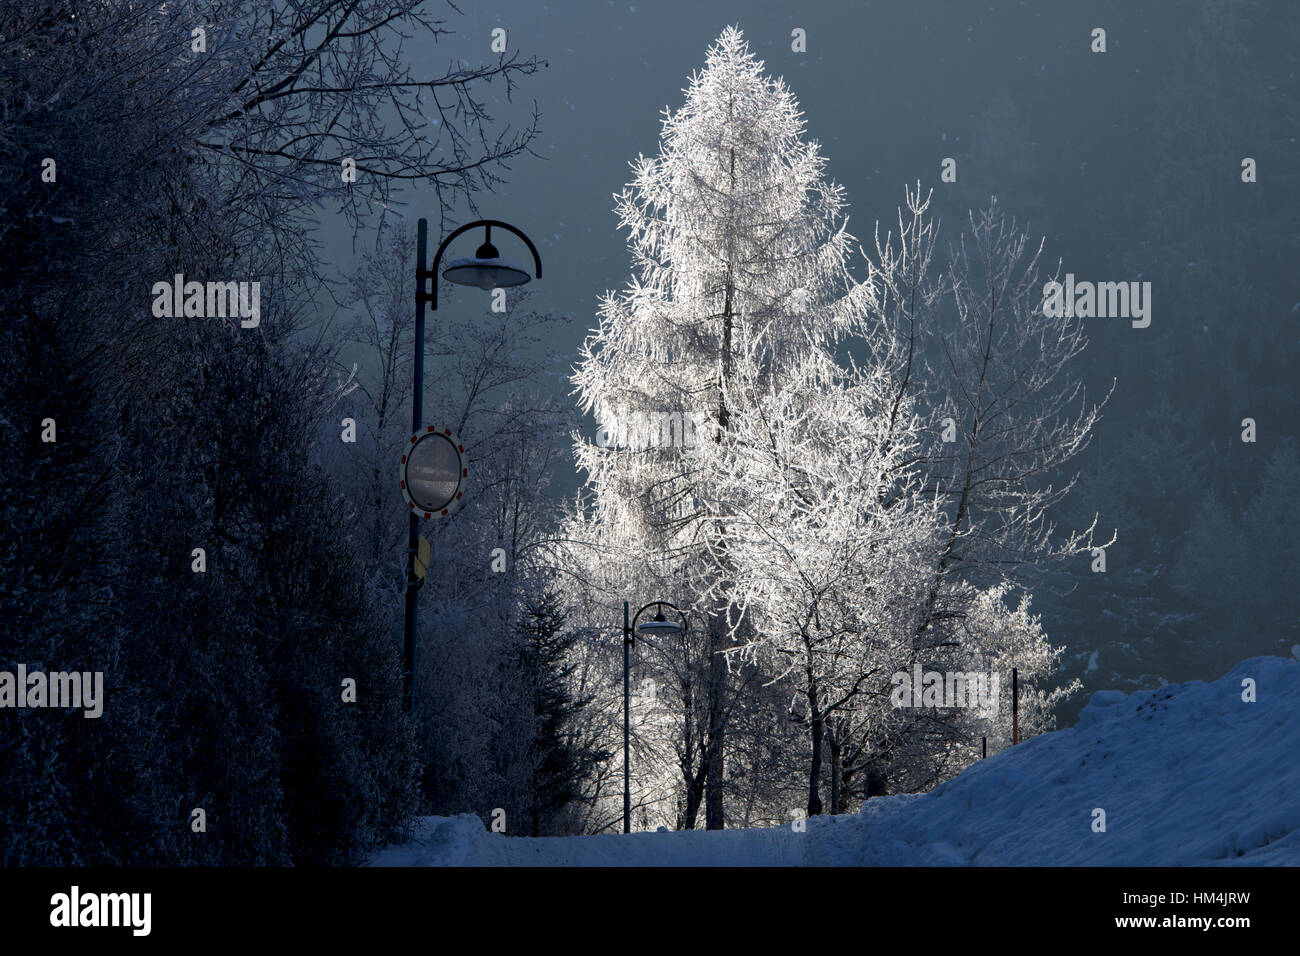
[417, 218, 543, 310]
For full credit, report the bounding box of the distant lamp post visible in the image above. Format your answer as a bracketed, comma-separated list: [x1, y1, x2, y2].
[622, 600, 686, 834]
[403, 219, 542, 713]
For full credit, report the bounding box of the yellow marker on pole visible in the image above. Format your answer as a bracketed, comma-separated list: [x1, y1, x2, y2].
[414, 535, 430, 581]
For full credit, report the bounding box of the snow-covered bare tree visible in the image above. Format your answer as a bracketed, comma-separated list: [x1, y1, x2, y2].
[711, 359, 941, 815]
[865, 187, 1114, 631]
[804, 187, 1108, 801]
[194, 0, 542, 263]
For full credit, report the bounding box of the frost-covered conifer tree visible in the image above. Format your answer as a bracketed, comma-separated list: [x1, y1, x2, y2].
[568, 28, 1093, 825]
[570, 26, 871, 828]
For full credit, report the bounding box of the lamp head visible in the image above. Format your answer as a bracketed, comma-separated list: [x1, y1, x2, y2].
[442, 237, 531, 291]
[637, 608, 683, 635]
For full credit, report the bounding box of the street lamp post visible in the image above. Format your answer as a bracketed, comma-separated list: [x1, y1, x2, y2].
[622, 600, 687, 833]
[404, 218, 542, 712]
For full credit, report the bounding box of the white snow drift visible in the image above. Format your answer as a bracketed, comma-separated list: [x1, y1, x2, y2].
[370, 656, 1300, 866]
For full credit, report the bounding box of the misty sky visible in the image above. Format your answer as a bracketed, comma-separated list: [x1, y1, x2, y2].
[320, 0, 1297, 496]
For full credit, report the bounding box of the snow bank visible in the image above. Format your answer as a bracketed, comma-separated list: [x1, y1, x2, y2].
[370, 656, 1300, 866]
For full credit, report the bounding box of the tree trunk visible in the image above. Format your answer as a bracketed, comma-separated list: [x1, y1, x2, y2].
[683, 764, 706, 830]
[829, 738, 842, 815]
[704, 735, 725, 828]
[865, 759, 887, 800]
[840, 766, 855, 813]
[704, 615, 727, 829]
[679, 679, 706, 830]
[807, 719, 824, 817]
[701, 144, 739, 833]
[807, 687, 824, 817]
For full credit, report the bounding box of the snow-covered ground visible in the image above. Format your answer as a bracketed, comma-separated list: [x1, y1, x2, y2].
[370, 656, 1300, 866]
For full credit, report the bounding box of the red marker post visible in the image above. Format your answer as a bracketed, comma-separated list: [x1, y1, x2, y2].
[1012, 667, 1019, 745]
